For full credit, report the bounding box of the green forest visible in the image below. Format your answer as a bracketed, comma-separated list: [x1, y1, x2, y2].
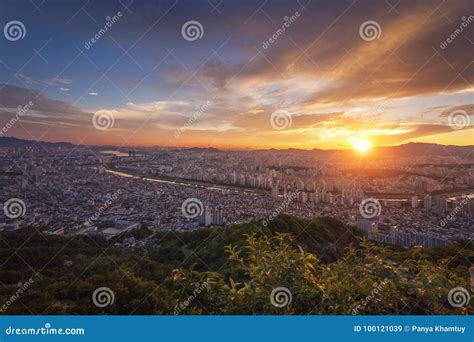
[0, 215, 472, 315]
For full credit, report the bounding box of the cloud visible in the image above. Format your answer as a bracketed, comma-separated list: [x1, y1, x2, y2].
[43, 78, 73, 86]
[368, 123, 457, 145]
[16, 74, 73, 86]
[0, 84, 90, 126]
[439, 104, 474, 117]
[0, 0, 472, 148]
[182, 0, 473, 107]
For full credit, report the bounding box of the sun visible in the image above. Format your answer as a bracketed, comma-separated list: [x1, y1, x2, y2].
[352, 138, 372, 153]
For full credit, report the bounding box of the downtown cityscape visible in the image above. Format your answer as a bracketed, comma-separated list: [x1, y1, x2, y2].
[1, 144, 473, 249]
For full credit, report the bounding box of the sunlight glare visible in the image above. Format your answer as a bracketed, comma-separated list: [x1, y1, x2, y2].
[352, 138, 372, 153]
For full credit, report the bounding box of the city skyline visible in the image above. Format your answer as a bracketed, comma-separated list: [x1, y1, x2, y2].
[0, 0, 473, 150]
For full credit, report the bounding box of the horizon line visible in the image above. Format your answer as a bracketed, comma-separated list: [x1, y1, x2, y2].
[0, 135, 473, 152]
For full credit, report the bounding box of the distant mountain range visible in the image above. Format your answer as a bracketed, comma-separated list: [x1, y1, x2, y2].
[268, 142, 474, 159]
[374, 142, 473, 159]
[0, 137, 472, 159]
[0, 136, 75, 149]
[0, 137, 113, 151]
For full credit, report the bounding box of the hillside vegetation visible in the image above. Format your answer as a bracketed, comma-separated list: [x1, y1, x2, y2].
[0, 215, 472, 315]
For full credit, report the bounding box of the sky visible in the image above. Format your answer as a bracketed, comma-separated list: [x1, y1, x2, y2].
[0, 0, 473, 150]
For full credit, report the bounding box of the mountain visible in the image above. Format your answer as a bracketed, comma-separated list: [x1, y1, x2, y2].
[0, 215, 471, 315]
[0, 136, 75, 149]
[270, 142, 473, 159]
[0, 137, 472, 159]
[374, 142, 474, 159]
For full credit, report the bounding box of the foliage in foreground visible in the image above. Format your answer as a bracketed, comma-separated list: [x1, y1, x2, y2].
[174, 234, 472, 315]
[0, 215, 472, 315]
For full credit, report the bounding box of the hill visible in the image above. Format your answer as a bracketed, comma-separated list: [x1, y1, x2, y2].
[0, 136, 75, 149]
[0, 215, 472, 315]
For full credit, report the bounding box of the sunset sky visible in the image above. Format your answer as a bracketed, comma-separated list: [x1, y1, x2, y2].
[0, 0, 473, 149]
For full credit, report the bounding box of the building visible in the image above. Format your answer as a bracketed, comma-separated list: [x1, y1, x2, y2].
[198, 207, 212, 226]
[211, 207, 225, 226]
[271, 184, 279, 199]
[432, 195, 447, 215]
[423, 194, 432, 210]
[199, 207, 225, 227]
